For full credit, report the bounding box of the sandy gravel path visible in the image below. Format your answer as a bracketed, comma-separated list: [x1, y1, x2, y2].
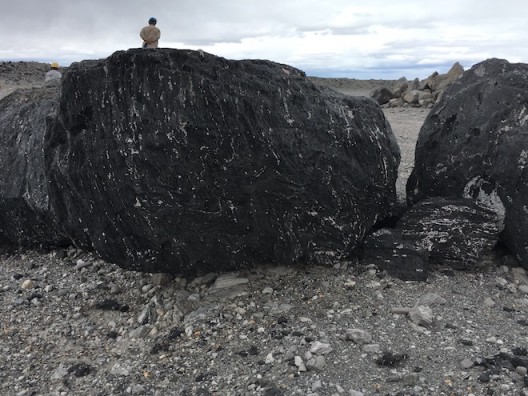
[383, 107, 428, 201]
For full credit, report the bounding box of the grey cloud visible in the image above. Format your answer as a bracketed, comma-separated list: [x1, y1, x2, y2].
[1, 0, 527, 79]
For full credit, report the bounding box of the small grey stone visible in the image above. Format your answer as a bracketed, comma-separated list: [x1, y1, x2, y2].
[408, 305, 433, 327]
[138, 306, 150, 325]
[137, 303, 156, 325]
[151, 273, 173, 286]
[294, 356, 307, 372]
[310, 341, 333, 355]
[110, 363, 131, 376]
[362, 344, 381, 354]
[212, 274, 249, 289]
[74, 259, 92, 270]
[312, 380, 322, 391]
[306, 356, 326, 371]
[516, 366, 528, 376]
[349, 391, 364, 396]
[189, 273, 217, 288]
[129, 325, 152, 339]
[402, 374, 419, 387]
[343, 329, 373, 345]
[496, 277, 509, 288]
[131, 384, 146, 395]
[267, 303, 293, 314]
[284, 346, 298, 361]
[386, 375, 403, 383]
[20, 279, 34, 289]
[51, 363, 69, 380]
[460, 358, 474, 369]
[512, 267, 528, 285]
[519, 285, 528, 294]
[188, 293, 201, 301]
[484, 297, 496, 307]
[109, 284, 121, 294]
[459, 338, 474, 346]
[415, 293, 447, 306]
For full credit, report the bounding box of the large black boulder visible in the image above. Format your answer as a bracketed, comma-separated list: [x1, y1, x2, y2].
[361, 197, 500, 280]
[0, 85, 68, 248]
[407, 58, 528, 268]
[398, 197, 500, 270]
[45, 49, 400, 273]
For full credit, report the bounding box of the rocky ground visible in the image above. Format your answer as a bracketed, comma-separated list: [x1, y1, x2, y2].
[1, 62, 528, 396]
[0, 61, 50, 99]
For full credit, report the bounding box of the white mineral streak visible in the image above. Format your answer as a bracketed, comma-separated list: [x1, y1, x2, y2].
[519, 106, 528, 126]
[463, 176, 506, 230]
[520, 150, 528, 167]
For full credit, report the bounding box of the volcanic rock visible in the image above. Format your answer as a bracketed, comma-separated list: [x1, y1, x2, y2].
[407, 58, 528, 268]
[0, 85, 68, 248]
[398, 197, 500, 270]
[360, 228, 430, 281]
[371, 62, 464, 108]
[370, 87, 393, 105]
[45, 48, 400, 273]
[361, 197, 500, 278]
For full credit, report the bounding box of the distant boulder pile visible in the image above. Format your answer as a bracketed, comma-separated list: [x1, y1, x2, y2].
[0, 61, 50, 85]
[370, 62, 465, 108]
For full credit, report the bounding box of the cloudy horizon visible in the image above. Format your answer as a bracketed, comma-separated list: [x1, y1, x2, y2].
[1, 0, 526, 80]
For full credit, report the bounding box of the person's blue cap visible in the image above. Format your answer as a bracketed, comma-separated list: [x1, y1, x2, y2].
[149, 17, 157, 24]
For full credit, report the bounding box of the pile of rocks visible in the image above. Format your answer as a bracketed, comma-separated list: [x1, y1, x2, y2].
[370, 62, 465, 108]
[0, 61, 50, 85]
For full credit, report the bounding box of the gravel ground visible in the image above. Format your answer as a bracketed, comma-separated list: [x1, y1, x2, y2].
[1, 63, 528, 396]
[2, 248, 528, 396]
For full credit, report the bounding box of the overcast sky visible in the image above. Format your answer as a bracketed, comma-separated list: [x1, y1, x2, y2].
[1, 0, 526, 79]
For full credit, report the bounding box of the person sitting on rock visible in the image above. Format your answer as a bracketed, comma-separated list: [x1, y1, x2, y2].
[45, 62, 62, 82]
[140, 17, 161, 48]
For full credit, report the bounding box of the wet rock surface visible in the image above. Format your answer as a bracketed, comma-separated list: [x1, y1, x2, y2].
[45, 49, 400, 274]
[407, 58, 528, 269]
